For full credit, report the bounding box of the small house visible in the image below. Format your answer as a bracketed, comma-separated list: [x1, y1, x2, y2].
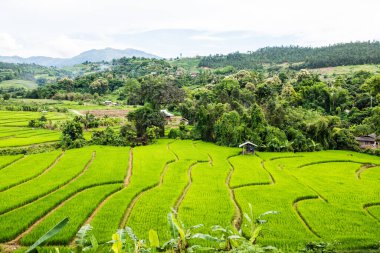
[355, 134, 379, 149]
[160, 109, 174, 120]
[104, 100, 112, 106]
[239, 141, 258, 155]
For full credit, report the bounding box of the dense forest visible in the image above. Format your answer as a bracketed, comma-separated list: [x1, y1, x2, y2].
[1, 42, 380, 153]
[199, 41, 380, 69]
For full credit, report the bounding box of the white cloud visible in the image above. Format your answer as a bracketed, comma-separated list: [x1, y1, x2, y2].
[0, 0, 380, 57]
[0, 33, 22, 55]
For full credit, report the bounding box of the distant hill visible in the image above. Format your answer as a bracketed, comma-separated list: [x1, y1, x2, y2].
[199, 41, 380, 70]
[0, 48, 160, 67]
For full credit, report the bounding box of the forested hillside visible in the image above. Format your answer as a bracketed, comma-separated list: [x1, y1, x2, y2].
[2, 55, 380, 154]
[199, 41, 380, 69]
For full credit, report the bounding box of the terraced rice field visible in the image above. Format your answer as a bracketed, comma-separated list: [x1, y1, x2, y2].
[0, 111, 67, 147]
[0, 140, 380, 251]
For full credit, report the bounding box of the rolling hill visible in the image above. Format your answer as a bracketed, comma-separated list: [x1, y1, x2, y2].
[0, 48, 160, 67]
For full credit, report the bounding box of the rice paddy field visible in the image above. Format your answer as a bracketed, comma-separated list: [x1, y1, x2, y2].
[0, 136, 380, 252]
[0, 111, 67, 148]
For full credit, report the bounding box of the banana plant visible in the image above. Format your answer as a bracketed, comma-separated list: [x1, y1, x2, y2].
[162, 211, 204, 253]
[243, 203, 279, 245]
[74, 224, 98, 252]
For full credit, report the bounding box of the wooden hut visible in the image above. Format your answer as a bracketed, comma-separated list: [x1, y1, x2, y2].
[239, 141, 257, 155]
[355, 133, 379, 149]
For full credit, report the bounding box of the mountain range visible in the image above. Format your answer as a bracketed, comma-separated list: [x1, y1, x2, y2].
[0, 48, 160, 67]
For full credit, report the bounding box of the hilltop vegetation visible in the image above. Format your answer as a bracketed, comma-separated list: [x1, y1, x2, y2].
[199, 41, 380, 70]
[1, 42, 380, 153]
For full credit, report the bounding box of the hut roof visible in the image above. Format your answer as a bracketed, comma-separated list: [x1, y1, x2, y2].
[355, 136, 376, 142]
[239, 141, 258, 148]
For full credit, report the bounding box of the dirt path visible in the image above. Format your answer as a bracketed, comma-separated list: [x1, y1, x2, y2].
[292, 197, 321, 238]
[356, 164, 377, 179]
[173, 161, 206, 214]
[260, 160, 276, 184]
[0, 152, 65, 193]
[69, 109, 84, 116]
[363, 203, 380, 223]
[120, 143, 178, 228]
[9, 182, 117, 245]
[0, 152, 95, 216]
[226, 155, 243, 230]
[79, 148, 133, 231]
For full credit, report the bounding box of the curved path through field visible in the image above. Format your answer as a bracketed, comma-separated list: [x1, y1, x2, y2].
[120, 142, 179, 228]
[226, 155, 243, 230]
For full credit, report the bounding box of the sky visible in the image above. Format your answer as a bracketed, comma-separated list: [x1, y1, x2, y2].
[0, 0, 379, 58]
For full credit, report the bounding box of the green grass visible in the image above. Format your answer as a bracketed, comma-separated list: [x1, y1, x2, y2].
[0, 79, 37, 89]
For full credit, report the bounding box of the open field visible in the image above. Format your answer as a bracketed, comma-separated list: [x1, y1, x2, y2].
[0, 140, 379, 252]
[0, 80, 38, 89]
[0, 111, 67, 147]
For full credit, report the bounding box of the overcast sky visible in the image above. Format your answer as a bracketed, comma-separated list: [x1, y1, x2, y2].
[0, 0, 379, 58]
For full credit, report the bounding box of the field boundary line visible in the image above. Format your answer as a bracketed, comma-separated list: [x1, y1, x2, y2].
[0, 151, 96, 216]
[0, 151, 65, 193]
[0, 155, 25, 171]
[77, 148, 134, 239]
[363, 202, 380, 223]
[231, 182, 271, 189]
[269, 155, 304, 161]
[285, 170, 329, 203]
[260, 160, 276, 184]
[297, 160, 367, 169]
[120, 142, 178, 228]
[292, 196, 321, 238]
[119, 159, 176, 228]
[9, 182, 121, 245]
[355, 164, 378, 179]
[226, 154, 243, 230]
[173, 160, 207, 214]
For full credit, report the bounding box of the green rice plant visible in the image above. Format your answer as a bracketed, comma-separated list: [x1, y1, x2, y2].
[0, 146, 129, 242]
[178, 142, 238, 236]
[127, 141, 208, 242]
[0, 151, 61, 191]
[90, 139, 175, 242]
[0, 133, 61, 147]
[290, 162, 380, 249]
[229, 155, 271, 188]
[234, 155, 319, 250]
[21, 184, 120, 245]
[0, 154, 23, 170]
[0, 147, 94, 214]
